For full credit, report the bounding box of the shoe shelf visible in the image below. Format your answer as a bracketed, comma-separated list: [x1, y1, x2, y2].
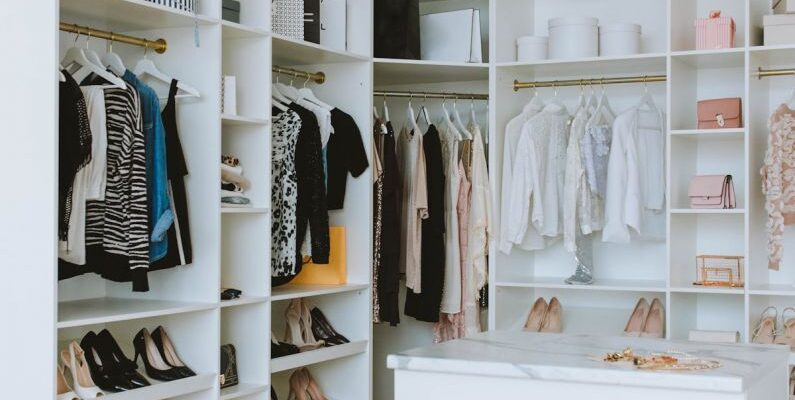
[271, 283, 370, 302]
[221, 20, 269, 39]
[494, 278, 667, 293]
[221, 206, 270, 214]
[219, 295, 269, 308]
[220, 383, 270, 400]
[57, 297, 218, 329]
[221, 114, 270, 127]
[270, 340, 369, 374]
[373, 58, 488, 85]
[100, 373, 216, 400]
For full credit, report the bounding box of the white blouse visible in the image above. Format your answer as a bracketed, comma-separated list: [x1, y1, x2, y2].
[602, 106, 666, 243]
[506, 104, 570, 245]
[498, 98, 546, 255]
[439, 120, 462, 314]
[468, 123, 491, 295]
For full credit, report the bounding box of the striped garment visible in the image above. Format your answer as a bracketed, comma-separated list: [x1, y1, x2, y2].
[85, 82, 150, 282]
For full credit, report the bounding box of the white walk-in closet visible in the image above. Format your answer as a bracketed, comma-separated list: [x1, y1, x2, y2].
[6, 0, 795, 399]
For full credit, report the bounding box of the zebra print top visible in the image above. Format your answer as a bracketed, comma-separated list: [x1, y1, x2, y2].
[85, 81, 150, 291]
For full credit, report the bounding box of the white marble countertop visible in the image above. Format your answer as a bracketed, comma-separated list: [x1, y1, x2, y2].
[387, 331, 789, 393]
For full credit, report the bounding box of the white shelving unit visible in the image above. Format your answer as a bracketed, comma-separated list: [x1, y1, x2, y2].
[486, 0, 795, 384]
[10, 0, 795, 398]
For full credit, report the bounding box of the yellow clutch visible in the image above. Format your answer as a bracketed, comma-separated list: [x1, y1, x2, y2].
[292, 227, 346, 284]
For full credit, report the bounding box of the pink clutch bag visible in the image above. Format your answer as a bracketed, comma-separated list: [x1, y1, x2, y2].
[689, 175, 736, 209]
[697, 98, 742, 129]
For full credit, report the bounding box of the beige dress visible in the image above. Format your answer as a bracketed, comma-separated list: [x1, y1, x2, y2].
[397, 127, 428, 292]
[762, 104, 795, 270]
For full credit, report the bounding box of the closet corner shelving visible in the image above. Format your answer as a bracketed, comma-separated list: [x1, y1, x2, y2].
[39, 0, 795, 399]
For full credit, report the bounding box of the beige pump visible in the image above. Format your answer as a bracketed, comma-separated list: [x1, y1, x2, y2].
[623, 298, 650, 337]
[641, 298, 665, 338]
[540, 297, 563, 333]
[523, 297, 548, 332]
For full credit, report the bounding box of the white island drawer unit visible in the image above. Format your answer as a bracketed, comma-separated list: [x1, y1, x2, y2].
[387, 331, 789, 400]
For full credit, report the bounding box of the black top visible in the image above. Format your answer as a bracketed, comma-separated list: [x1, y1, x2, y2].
[326, 108, 369, 210]
[58, 71, 93, 241]
[405, 125, 446, 323]
[290, 103, 330, 265]
[152, 79, 193, 270]
[376, 121, 402, 326]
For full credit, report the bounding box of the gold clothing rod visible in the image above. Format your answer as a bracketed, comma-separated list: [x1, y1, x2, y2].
[273, 66, 326, 84]
[756, 67, 795, 79]
[60, 22, 167, 54]
[373, 90, 488, 100]
[513, 74, 667, 91]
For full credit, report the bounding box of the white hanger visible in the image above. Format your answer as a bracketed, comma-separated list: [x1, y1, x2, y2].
[59, 69, 66, 82]
[415, 94, 431, 131]
[133, 45, 200, 98]
[373, 105, 380, 119]
[543, 83, 566, 113]
[83, 30, 105, 68]
[442, 96, 463, 141]
[102, 35, 126, 76]
[383, 94, 390, 123]
[61, 32, 126, 89]
[275, 76, 301, 102]
[271, 75, 290, 111]
[572, 82, 587, 116]
[637, 76, 658, 113]
[297, 75, 332, 111]
[587, 81, 616, 127]
[407, 95, 421, 135]
[453, 98, 473, 140]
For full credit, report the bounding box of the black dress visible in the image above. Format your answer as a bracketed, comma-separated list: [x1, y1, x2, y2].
[326, 108, 369, 210]
[405, 125, 445, 323]
[376, 122, 402, 326]
[151, 79, 193, 270]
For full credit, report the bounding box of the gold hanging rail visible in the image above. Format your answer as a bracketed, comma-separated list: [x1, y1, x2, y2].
[273, 66, 326, 84]
[373, 90, 488, 100]
[756, 67, 795, 79]
[60, 22, 167, 54]
[513, 74, 667, 92]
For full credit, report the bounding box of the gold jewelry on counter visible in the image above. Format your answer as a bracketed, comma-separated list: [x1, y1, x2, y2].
[596, 347, 721, 371]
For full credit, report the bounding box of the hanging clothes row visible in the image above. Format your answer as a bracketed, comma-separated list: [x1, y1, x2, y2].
[270, 75, 369, 286]
[58, 38, 197, 292]
[499, 80, 666, 284]
[372, 95, 491, 343]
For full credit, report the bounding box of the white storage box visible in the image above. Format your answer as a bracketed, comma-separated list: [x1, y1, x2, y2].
[774, 0, 795, 14]
[764, 14, 795, 46]
[548, 17, 598, 59]
[516, 36, 548, 62]
[599, 23, 641, 56]
[320, 0, 347, 51]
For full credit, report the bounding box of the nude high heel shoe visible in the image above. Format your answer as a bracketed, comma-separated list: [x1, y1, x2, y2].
[288, 368, 310, 400]
[523, 297, 548, 332]
[753, 306, 778, 345]
[540, 297, 563, 333]
[775, 307, 795, 350]
[61, 341, 104, 399]
[56, 365, 80, 400]
[302, 368, 327, 400]
[624, 298, 650, 337]
[284, 299, 324, 351]
[641, 298, 665, 338]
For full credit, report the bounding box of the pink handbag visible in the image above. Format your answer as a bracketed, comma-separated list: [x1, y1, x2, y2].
[689, 175, 736, 209]
[697, 98, 742, 129]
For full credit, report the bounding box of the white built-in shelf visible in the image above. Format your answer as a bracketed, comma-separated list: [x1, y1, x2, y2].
[670, 128, 745, 138]
[221, 114, 270, 126]
[670, 48, 745, 68]
[101, 373, 216, 400]
[60, 0, 217, 31]
[373, 58, 488, 85]
[670, 208, 746, 215]
[221, 206, 270, 214]
[58, 297, 217, 329]
[558, 306, 640, 337]
[270, 340, 368, 373]
[221, 20, 269, 39]
[271, 283, 369, 301]
[272, 33, 370, 66]
[669, 286, 745, 295]
[496, 52, 667, 77]
[220, 295, 269, 308]
[749, 284, 795, 297]
[220, 383, 269, 400]
[495, 278, 667, 293]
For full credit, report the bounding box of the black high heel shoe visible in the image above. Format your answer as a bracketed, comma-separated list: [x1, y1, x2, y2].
[133, 328, 184, 381]
[151, 326, 196, 378]
[80, 331, 137, 392]
[97, 329, 150, 388]
[310, 307, 349, 345]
